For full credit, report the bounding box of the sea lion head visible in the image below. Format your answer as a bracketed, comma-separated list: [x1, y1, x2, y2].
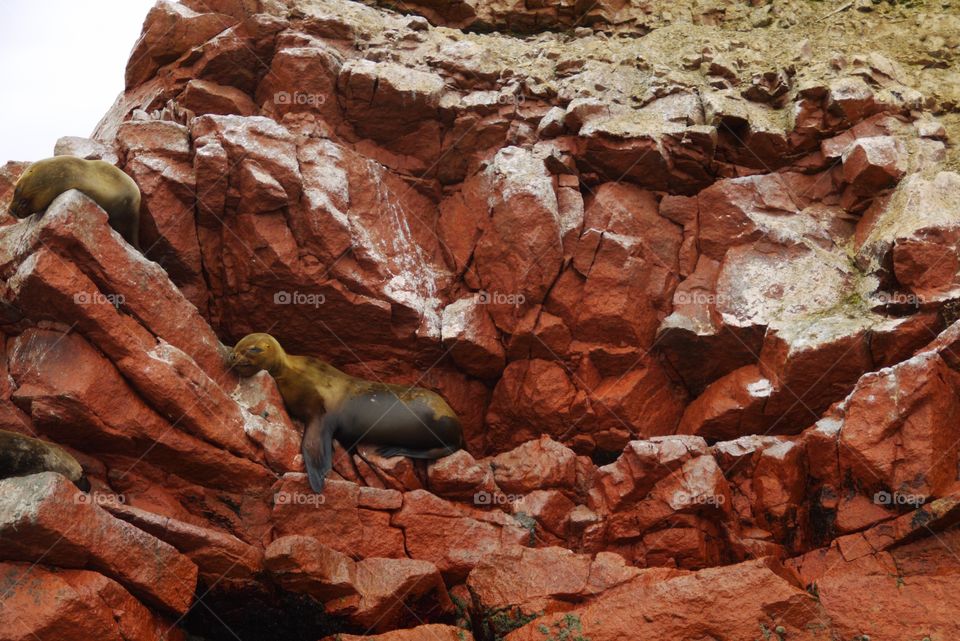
[9, 160, 58, 219]
[230, 332, 285, 377]
[8, 173, 36, 219]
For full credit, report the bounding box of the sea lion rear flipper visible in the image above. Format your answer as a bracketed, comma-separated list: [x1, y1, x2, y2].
[376, 444, 459, 459]
[302, 414, 336, 492]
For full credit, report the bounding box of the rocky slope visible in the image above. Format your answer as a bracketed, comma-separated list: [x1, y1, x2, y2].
[1, 0, 960, 639]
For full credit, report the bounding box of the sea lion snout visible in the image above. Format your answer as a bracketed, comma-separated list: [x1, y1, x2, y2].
[8, 197, 29, 219]
[228, 350, 262, 377]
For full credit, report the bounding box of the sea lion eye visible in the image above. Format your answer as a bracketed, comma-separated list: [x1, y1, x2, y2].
[246, 347, 263, 355]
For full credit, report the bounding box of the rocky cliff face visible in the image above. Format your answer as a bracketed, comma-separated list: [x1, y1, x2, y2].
[1, 0, 960, 639]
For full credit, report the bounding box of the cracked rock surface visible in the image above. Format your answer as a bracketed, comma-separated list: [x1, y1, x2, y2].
[1, 0, 960, 639]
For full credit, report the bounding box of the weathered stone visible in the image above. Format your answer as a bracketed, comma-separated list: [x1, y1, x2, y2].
[0, 562, 185, 641]
[0, 473, 197, 615]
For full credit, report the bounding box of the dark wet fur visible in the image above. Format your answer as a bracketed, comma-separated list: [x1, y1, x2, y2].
[302, 392, 461, 493]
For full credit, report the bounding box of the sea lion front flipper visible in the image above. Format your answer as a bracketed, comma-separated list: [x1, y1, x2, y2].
[302, 413, 337, 492]
[376, 444, 460, 459]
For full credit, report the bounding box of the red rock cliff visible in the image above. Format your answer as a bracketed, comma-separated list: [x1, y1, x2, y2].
[1, 0, 960, 640]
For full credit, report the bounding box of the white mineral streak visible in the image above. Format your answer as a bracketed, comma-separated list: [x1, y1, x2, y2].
[441, 297, 477, 343]
[364, 160, 444, 338]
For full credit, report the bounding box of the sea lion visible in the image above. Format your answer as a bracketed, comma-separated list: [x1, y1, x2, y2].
[0, 429, 90, 491]
[8, 155, 141, 248]
[229, 333, 463, 492]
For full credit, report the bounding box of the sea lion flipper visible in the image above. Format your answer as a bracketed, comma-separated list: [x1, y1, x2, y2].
[302, 413, 336, 492]
[376, 444, 460, 459]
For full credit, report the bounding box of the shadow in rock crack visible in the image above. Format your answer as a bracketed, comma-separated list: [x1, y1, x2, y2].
[589, 448, 622, 467]
[181, 586, 360, 641]
[181, 582, 462, 641]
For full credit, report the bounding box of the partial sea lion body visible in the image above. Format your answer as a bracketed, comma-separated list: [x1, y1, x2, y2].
[230, 333, 463, 492]
[335, 389, 462, 453]
[9, 156, 141, 248]
[0, 429, 90, 491]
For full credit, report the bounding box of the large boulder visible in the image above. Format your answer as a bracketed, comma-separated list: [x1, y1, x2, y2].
[0, 562, 185, 641]
[0, 473, 197, 615]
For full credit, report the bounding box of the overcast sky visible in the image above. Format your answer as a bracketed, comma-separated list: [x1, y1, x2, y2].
[0, 0, 156, 162]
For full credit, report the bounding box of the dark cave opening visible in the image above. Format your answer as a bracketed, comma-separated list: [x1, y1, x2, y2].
[180, 586, 359, 641]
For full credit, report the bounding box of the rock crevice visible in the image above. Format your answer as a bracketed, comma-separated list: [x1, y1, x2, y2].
[1, 0, 960, 639]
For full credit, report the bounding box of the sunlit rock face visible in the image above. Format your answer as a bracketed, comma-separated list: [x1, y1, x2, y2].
[1, 0, 960, 639]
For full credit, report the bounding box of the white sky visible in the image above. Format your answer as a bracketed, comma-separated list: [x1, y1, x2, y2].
[0, 0, 157, 162]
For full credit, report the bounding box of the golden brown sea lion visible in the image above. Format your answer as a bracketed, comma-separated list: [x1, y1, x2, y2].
[229, 333, 463, 492]
[8, 155, 141, 248]
[0, 429, 90, 491]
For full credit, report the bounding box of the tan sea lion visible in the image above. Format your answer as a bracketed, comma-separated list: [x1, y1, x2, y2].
[0, 429, 90, 491]
[8, 155, 141, 248]
[229, 333, 463, 492]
